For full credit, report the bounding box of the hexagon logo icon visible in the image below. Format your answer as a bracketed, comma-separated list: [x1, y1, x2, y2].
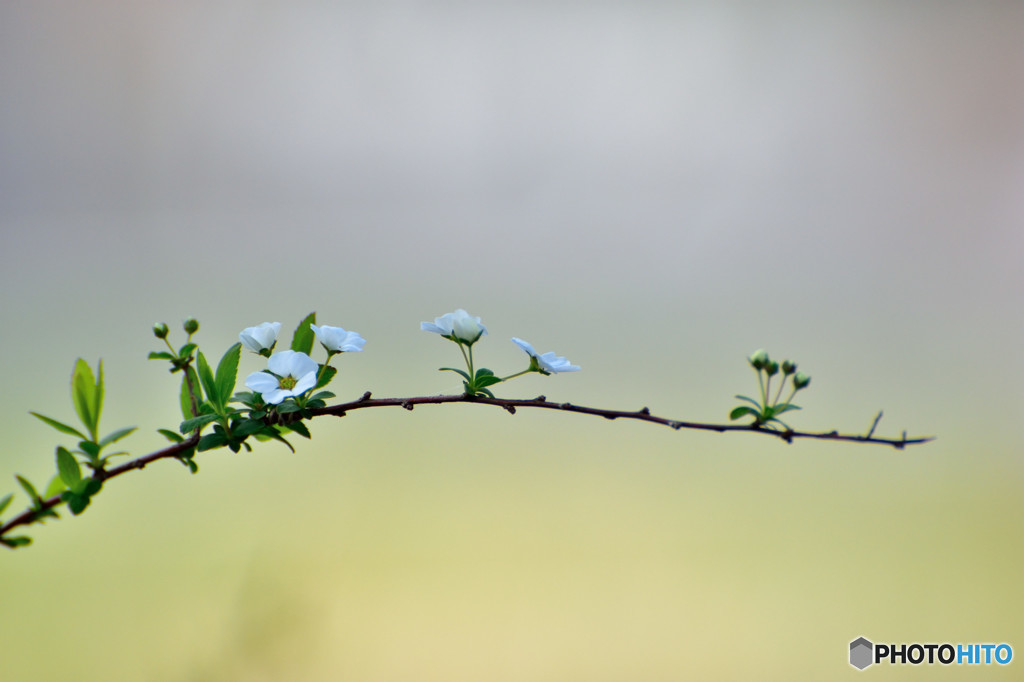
[850, 637, 874, 670]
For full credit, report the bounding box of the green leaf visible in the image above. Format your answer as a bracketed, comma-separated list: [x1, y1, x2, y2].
[71, 359, 103, 440]
[729, 406, 757, 421]
[181, 366, 201, 419]
[16, 475, 40, 503]
[733, 395, 763, 409]
[473, 374, 503, 389]
[291, 312, 317, 354]
[475, 368, 495, 377]
[63, 491, 90, 515]
[1, 536, 32, 548]
[314, 365, 336, 390]
[773, 404, 802, 415]
[158, 428, 185, 443]
[309, 391, 335, 401]
[214, 343, 242, 408]
[99, 426, 137, 449]
[180, 413, 219, 434]
[284, 420, 311, 439]
[276, 401, 301, 414]
[441, 367, 471, 382]
[148, 351, 174, 361]
[178, 343, 197, 358]
[78, 441, 101, 459]
[233, 418, 267, 438]
[29, 412, 88, 440]
[0, 493, 13, 516]
[196, 352, 218, 411]
[56, 447, 82, 488]
[44, 474, 67, 498]
[197, 433, 228, 452]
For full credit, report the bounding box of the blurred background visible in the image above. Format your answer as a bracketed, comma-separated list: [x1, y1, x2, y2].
[1, 2, 1022, 679]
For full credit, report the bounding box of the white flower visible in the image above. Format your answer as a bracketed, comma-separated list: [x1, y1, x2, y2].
[421, 309, 487, 344]
[511, 337, 580, 374]
[311, 324, 365, 353]
[245, 350, 319, 405]
[239, 322, 281, 353]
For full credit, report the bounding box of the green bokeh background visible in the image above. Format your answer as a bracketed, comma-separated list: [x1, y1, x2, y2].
[2, 3, 1021, 680]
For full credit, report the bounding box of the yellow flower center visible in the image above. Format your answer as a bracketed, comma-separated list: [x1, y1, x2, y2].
[278, 375, 297, 390]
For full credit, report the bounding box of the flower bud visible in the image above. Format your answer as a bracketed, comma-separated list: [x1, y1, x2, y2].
[793, 372, 811, 390]
[183, 318, 200, 334]
[782, 360, 796, 375]
[765, 360, 779, 376]
[153, 322, 170, 339]
[748, 349, 769, 370]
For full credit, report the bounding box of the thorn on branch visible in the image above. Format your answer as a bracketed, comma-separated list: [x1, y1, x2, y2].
[669, 421, 683, 430]
[401, 401, 414, 411]
[359, 391, 372, 402]
[638, 407, 650, 415]
[502, 404, 516, 415]
[535, 395, 546, 402]
[782, 430, 794, 444]
[866, 410, 883, 438]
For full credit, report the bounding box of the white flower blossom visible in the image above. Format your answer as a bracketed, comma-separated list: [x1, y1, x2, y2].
[511, 337, 580, 374]
[421, 309, 487, 344]
[245, 350, 319, 405]
[239, 322, 281, 353]
[311, 324, 365, 353]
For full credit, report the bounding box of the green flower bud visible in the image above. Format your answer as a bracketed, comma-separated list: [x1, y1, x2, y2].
[793, 372, 811, 390]
[765, 360, 779, 376]
[183, 318, 200, 334]
[153, 322, 170, 339]
[782, 360, 796, 375]
[748, 349, 769, 370]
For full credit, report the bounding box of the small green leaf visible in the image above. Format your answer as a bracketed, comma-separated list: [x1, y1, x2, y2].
[78, 441, 101, 459]
[180, 413, 219, 434]
[1, 536, 32, 548]
[44, 474, 68, 498]
[197, 433, 228, 452]
[773, 404, 802, 415]
[63, 491, 90, 515]
[232, 419, 266, 438]
[284, 420, 311, 439]
[733, 395, 763, 409]
[309, 391, 335, 401]
[56, 447, 82, 488]
[196, 352, 218, 411]
[441, 367, 471, 381]
[99, 426, 137, 449]
[475, 368, 495, 377]
[158, 428, 185, 443]
[214, 343, 242, 408]
[314, 365, 336, 390]
[473, 374, 503, 389]
[16, 475, 40, 502]
[181, 367, 201, 419]
[29, 412, 88, 440]
[291, 312, 317, 355]
[276, 401, 301, 414]
[0, 493, 13, 516]
[71, 359, 103, 440]
[178, 343, 197, 358]
[148, 351, 174, 361]
[729, 406, 757, 420]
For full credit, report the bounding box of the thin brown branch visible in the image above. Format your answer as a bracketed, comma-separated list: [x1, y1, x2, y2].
[309, 392, 934, 448]
[2, 393, 932, 544]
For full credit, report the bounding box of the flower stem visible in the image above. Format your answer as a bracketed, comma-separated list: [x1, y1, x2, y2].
[499, 369, 533, 382]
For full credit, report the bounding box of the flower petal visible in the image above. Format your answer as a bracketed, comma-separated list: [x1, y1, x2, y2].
[245, 371, 280, 393]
